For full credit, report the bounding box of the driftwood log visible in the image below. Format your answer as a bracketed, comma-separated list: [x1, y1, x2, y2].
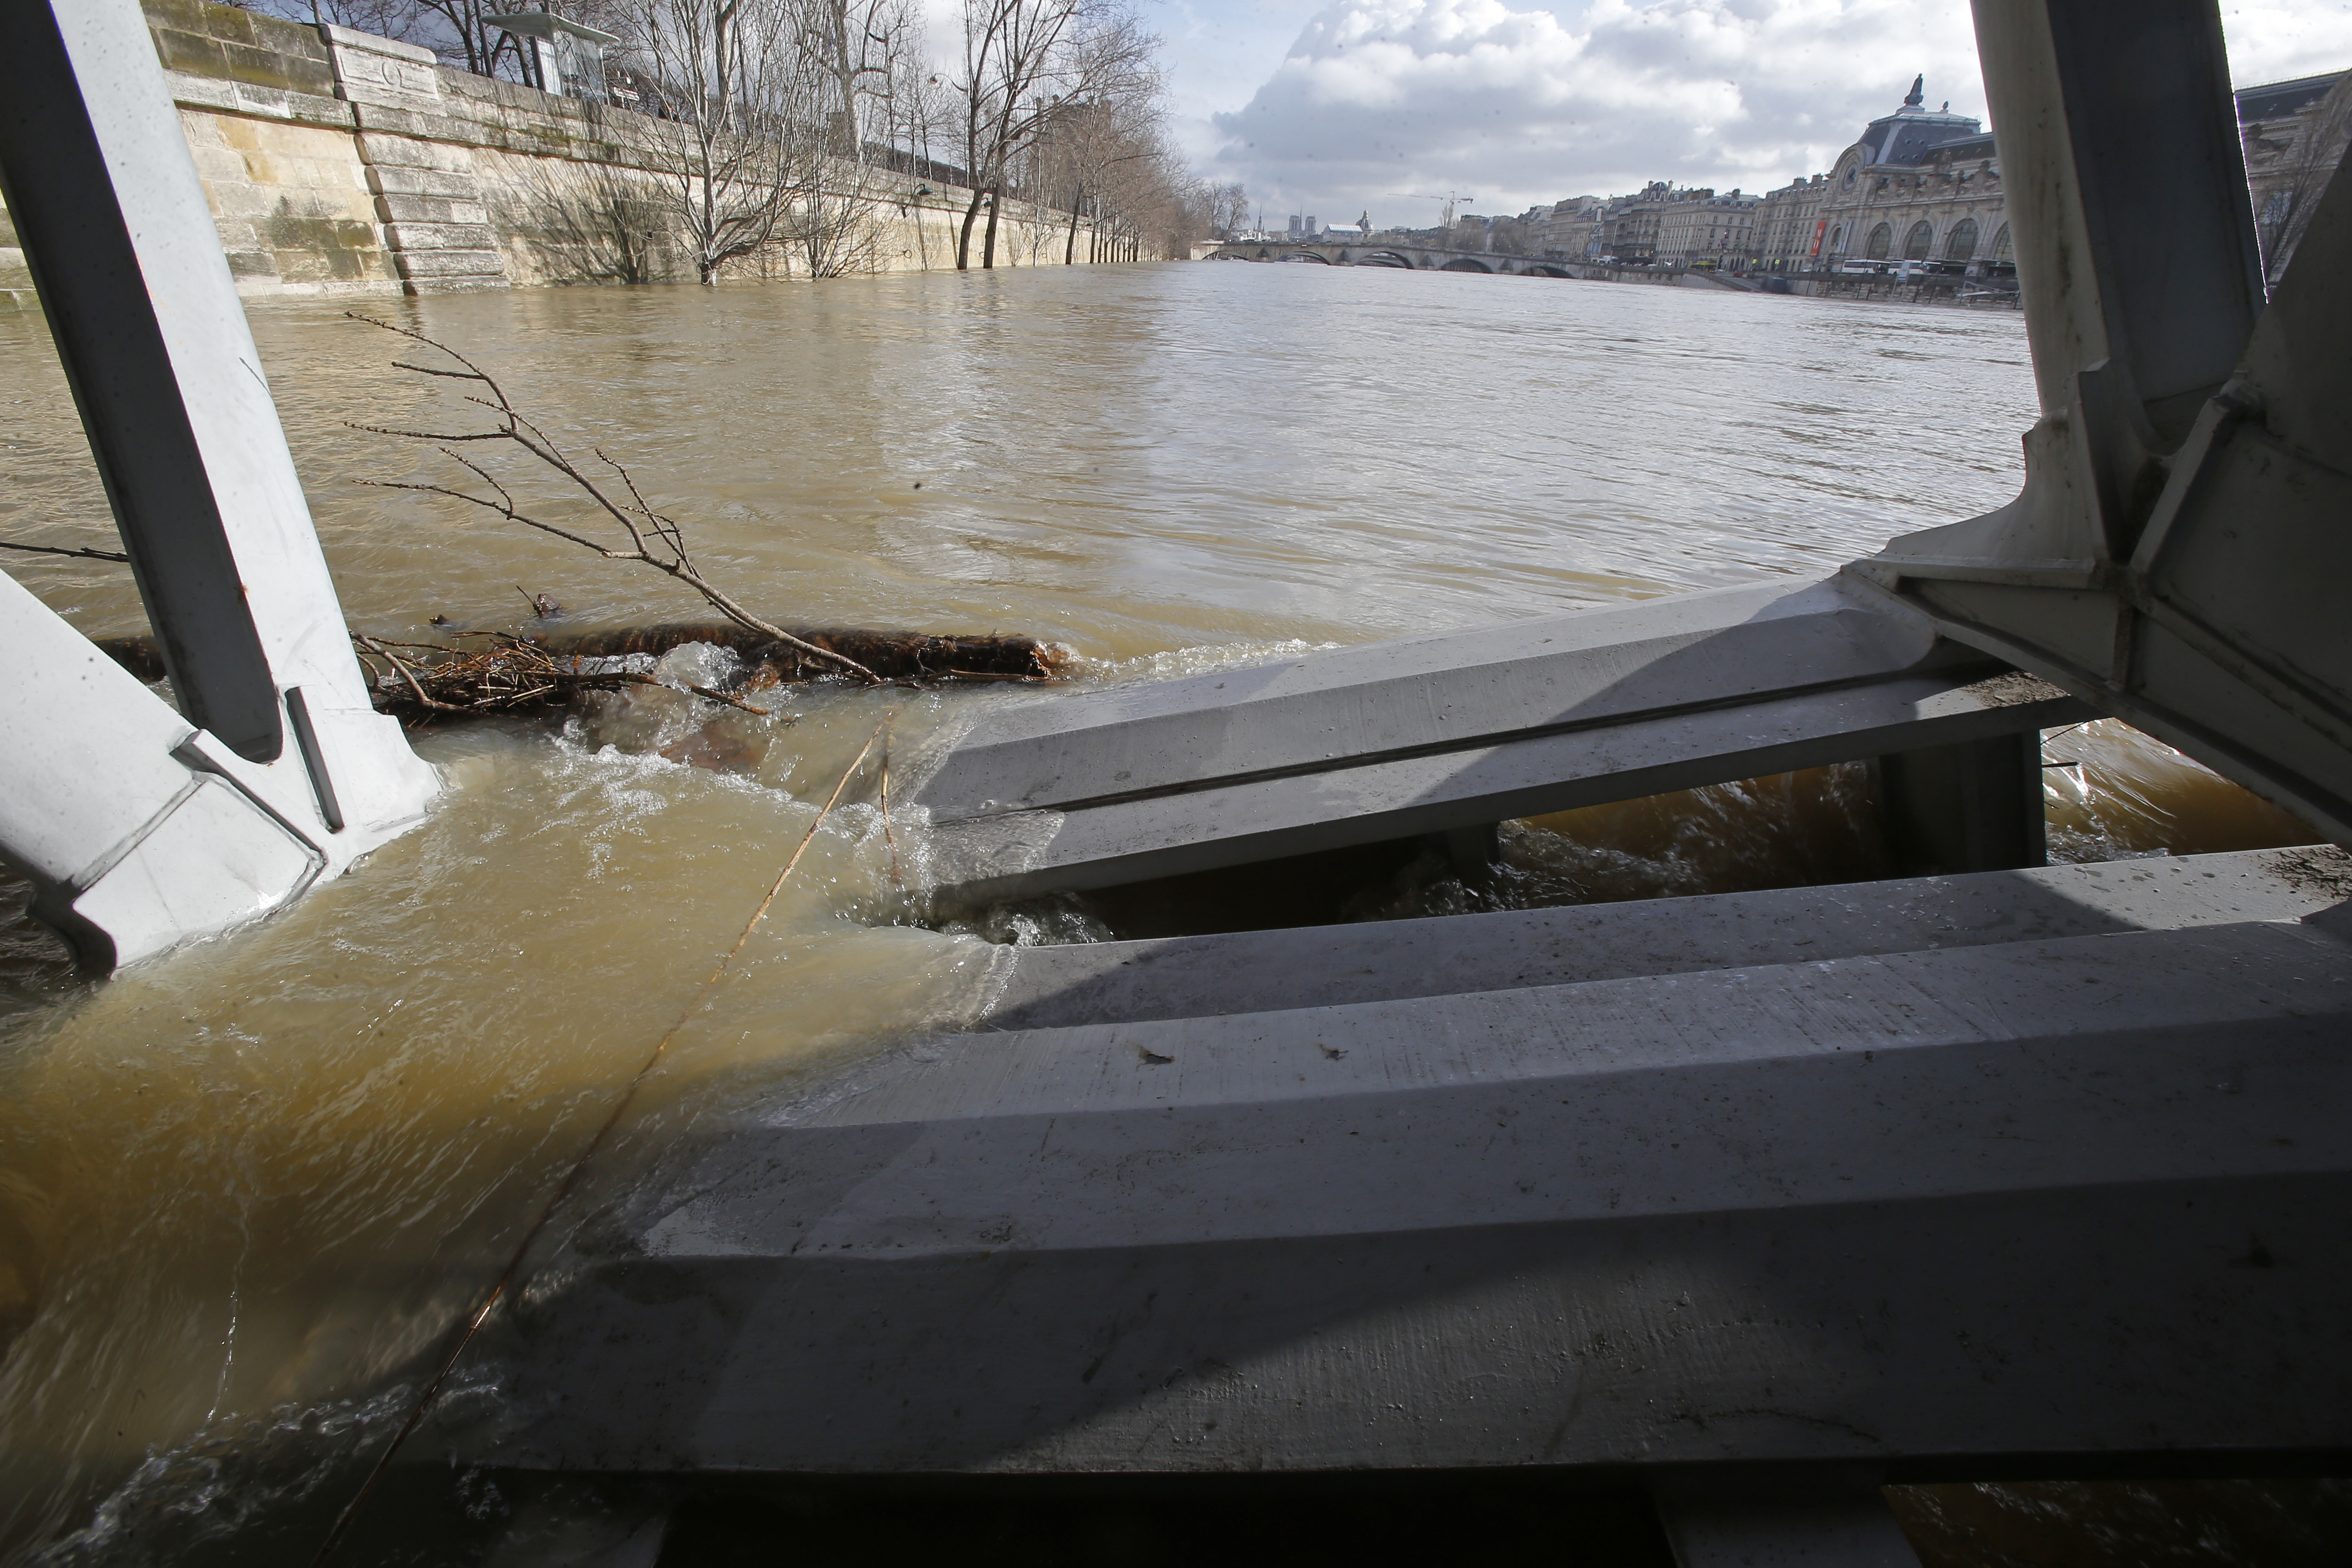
[91, 622, 1068, 724]
[535, 622, 1067, 682]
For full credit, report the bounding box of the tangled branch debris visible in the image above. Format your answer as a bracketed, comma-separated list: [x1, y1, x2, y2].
[351, 631, 773, 721]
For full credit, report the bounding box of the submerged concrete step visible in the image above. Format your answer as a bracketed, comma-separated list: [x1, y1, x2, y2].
[920, 578, 1922, 819]
[980, 845, 2352, 1029]
[911, 575, 2094, 900]
[923, 668, 2089, 900]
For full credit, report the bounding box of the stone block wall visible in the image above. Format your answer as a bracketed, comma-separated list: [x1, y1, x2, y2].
[145, 0, 338, 99]
[1, 0, 1096, 309]
[0, 0, 1100, 308]
[177, 110, 396, 292]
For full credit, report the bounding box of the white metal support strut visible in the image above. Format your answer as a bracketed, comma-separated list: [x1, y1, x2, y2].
[0, 0, 436, 967]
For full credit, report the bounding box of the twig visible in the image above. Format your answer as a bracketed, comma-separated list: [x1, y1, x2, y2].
[672, 677, 772, 717]
[0, 539, 132, 564]
[350, 632, 775, 720]
[309, 714, 895, 1568]
[357, 634, 464, 714]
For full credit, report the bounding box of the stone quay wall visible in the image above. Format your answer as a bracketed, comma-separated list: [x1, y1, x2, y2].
[0, 0, 1097, 308]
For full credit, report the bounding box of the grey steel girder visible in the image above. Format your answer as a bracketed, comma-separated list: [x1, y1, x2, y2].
[1855, 0, 2352, 846]
[911, 577, 2092, 902]
[0, 0, 436, 966]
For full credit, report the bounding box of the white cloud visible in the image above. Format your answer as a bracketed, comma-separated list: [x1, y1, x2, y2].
[1210, 0, 1984, 219]
[2221, 0, 2352, 83]
[1201, 0, 2352, 223]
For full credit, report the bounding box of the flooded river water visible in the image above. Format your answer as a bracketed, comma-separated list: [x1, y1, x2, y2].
[0, 262, 2324, 1564]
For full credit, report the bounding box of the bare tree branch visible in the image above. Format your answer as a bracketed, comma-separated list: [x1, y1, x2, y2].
[348, 313, 880, 682]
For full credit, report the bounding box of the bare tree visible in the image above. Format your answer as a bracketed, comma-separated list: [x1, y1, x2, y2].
[1204, 180, 1247, 238]
[801, 0, 925, 158]
[1031, 86, 1142, 263]
[607, 0, 820, 283]
[949, 0, 1153, 270]
[777, 0, 929, 275]
[1030, 74, 1206, 265]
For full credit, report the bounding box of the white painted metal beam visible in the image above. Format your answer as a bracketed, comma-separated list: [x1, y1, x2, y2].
[981, 846, 2347, 1029]
[0, 0, 436, 965]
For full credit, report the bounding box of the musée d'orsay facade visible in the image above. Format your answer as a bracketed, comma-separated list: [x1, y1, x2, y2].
[1752, 69, 2349, 280]
[1757, 76, 2011, 278]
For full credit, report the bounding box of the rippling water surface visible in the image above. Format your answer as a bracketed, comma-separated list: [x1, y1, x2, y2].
[0, 263, 2320, 1565]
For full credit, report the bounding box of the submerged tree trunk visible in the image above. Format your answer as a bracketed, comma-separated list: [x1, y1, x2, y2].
[543, 621, 1066, 680]
[1064, 194, 1081, 263]
[981, 184, 1002, 268]
[956, 184, 985, 269]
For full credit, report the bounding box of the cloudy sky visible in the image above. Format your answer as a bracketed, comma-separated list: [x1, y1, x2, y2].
[1146, 0, 2352, 226]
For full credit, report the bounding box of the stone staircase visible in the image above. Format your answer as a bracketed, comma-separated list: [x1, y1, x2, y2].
[321, 25, 508, 294]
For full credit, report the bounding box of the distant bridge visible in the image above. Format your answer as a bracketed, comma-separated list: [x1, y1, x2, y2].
[1198, 238, 1754, 285]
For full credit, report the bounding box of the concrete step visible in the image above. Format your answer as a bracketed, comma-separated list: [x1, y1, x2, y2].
[982, 845, 2352, 1029]
[484, 878, 2352, 1478]
[912, 576, 2094, 901]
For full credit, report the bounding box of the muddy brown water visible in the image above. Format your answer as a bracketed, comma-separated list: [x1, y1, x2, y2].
[0, 263, 2331, 1564]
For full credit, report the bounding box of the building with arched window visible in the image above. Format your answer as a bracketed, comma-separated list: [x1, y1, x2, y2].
[2240, 70, 2352, 283]
[1753, 68, 2347, 289]
[1793, 77, 2014, 281]
[1754, 78, 2004, 278]
[1560, 65, 2343, 292]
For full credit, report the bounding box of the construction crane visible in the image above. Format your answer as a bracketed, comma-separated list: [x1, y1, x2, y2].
[1394, 191, 1476, 229]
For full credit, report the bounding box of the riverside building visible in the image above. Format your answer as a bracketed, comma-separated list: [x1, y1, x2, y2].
[1813, 77, 2010, 278]
[1757, 175, 1829, 270]
[2241, 70, 2352, 283]
[1782, 69, 2348, 285]
[1524, 64, 2347, 291]
[1654, 188, 1760, 267]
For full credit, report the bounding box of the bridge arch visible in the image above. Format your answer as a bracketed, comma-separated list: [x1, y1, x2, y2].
[1522, 262, 1577, 278]
[1280, 250, 1333, 264]
[1355, 250, 1413, 269]
[1439, 256, 1492, 273]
